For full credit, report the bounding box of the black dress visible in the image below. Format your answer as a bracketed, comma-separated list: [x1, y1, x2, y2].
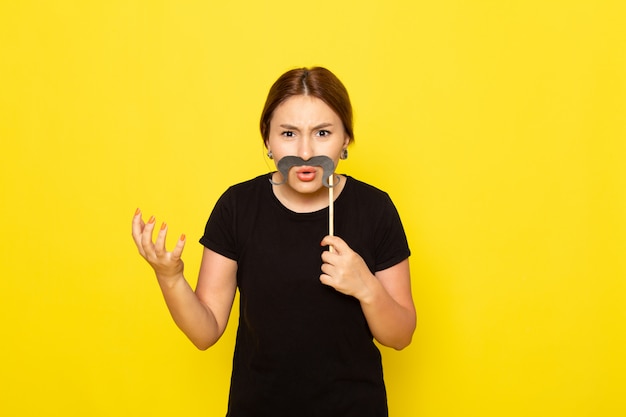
[200, 174, 410, 417]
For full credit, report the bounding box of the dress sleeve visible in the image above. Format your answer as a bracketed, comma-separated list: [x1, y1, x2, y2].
[373, 194, 411, 272]
[199, 187, 239, 261]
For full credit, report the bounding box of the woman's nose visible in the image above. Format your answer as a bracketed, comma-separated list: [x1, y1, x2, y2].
[297, 138, 313, 160]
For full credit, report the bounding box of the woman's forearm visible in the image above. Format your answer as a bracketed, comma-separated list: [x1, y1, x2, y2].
[156, 273, 222, 350]
[359, 275, 416, 350]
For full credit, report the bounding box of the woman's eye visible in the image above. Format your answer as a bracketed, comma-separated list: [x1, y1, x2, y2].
[317, 130, 331, 137]
[281, 131, 295, 138]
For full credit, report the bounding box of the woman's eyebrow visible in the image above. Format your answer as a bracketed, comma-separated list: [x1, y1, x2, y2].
[279, 123, 334, 130]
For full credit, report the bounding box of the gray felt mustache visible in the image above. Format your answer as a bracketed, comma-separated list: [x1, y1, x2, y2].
[269, 155, 337, 188]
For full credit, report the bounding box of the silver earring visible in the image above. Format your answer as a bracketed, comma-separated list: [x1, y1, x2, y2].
[340, 149, 348, 160]
[267, 150, 273, 159]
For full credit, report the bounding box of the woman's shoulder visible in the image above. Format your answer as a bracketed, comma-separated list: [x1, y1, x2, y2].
[213, 175, 272, 210]
[224, 174, 271, 194]
[343, 175, 391, 200]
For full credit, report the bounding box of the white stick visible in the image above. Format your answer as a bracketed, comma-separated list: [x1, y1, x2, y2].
[329, 175, 334, 253]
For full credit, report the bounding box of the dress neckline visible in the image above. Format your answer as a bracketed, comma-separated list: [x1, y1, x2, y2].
[266, 173, 351, 216]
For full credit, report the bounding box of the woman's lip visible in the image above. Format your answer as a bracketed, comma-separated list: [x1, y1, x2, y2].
[294, 167, 317, 182]
[295, 166, 317, 173]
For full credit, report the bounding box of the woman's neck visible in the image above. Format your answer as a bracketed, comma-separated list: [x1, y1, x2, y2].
[272, 174, 346, 213]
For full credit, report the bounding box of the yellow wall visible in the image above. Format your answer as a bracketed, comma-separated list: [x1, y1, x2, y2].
[1, 1, 624, 415]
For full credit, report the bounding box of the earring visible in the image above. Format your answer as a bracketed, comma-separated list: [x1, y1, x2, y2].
[340, 149, 348, 160]
[267, 150, 273, 159]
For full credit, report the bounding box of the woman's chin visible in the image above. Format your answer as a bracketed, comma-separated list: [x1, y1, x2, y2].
[286, 179, 325, 195]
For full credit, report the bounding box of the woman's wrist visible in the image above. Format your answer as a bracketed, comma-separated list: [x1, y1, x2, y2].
[156, 271, 186, 290]
[355, 272, 380, 305]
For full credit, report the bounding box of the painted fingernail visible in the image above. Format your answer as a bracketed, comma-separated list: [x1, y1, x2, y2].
[180, 234, 186, 241]
[148, 216, 155, 224]
[134, 208, 141, 216]
[160, 222, 167, 231]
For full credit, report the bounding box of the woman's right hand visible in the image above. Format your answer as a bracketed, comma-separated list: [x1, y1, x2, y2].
[131, 208, 186, 284]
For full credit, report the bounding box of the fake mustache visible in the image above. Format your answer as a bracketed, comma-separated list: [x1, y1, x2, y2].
[269, 155, 337, 188]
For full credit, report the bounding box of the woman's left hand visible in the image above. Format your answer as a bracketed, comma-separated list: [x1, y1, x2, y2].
[319, 235, 374, 301]
[321, 235, 416, 350]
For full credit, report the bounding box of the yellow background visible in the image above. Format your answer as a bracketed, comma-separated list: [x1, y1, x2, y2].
[1, 1, 625, 416]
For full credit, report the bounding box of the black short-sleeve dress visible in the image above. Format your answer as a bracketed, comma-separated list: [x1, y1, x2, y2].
[200, 174, 410, 417]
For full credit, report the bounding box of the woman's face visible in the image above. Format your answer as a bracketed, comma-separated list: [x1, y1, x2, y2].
[266, 95, 350, 195]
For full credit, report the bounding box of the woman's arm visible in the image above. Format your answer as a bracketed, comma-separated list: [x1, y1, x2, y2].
[361, 259, 416, 350]
[132, 210, 237, 350]
[320, 236, 416, 350]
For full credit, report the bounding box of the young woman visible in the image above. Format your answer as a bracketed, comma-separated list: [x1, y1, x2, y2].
[132, 67, 416, 417]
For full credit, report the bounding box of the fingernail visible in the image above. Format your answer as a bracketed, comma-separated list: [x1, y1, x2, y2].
[148, 216, 155, 224]
[180, 234, 186, 241]
[160, 222, 167, 231]
[134, 208, 141, 216]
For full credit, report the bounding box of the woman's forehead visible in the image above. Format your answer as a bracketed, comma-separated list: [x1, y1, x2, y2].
[271, 95, 341, 126]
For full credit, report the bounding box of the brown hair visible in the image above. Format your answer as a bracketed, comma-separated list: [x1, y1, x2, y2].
[260, 67, 354, 145]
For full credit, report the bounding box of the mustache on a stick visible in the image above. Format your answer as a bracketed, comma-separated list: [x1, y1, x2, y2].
[269, 155, 337, 187]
